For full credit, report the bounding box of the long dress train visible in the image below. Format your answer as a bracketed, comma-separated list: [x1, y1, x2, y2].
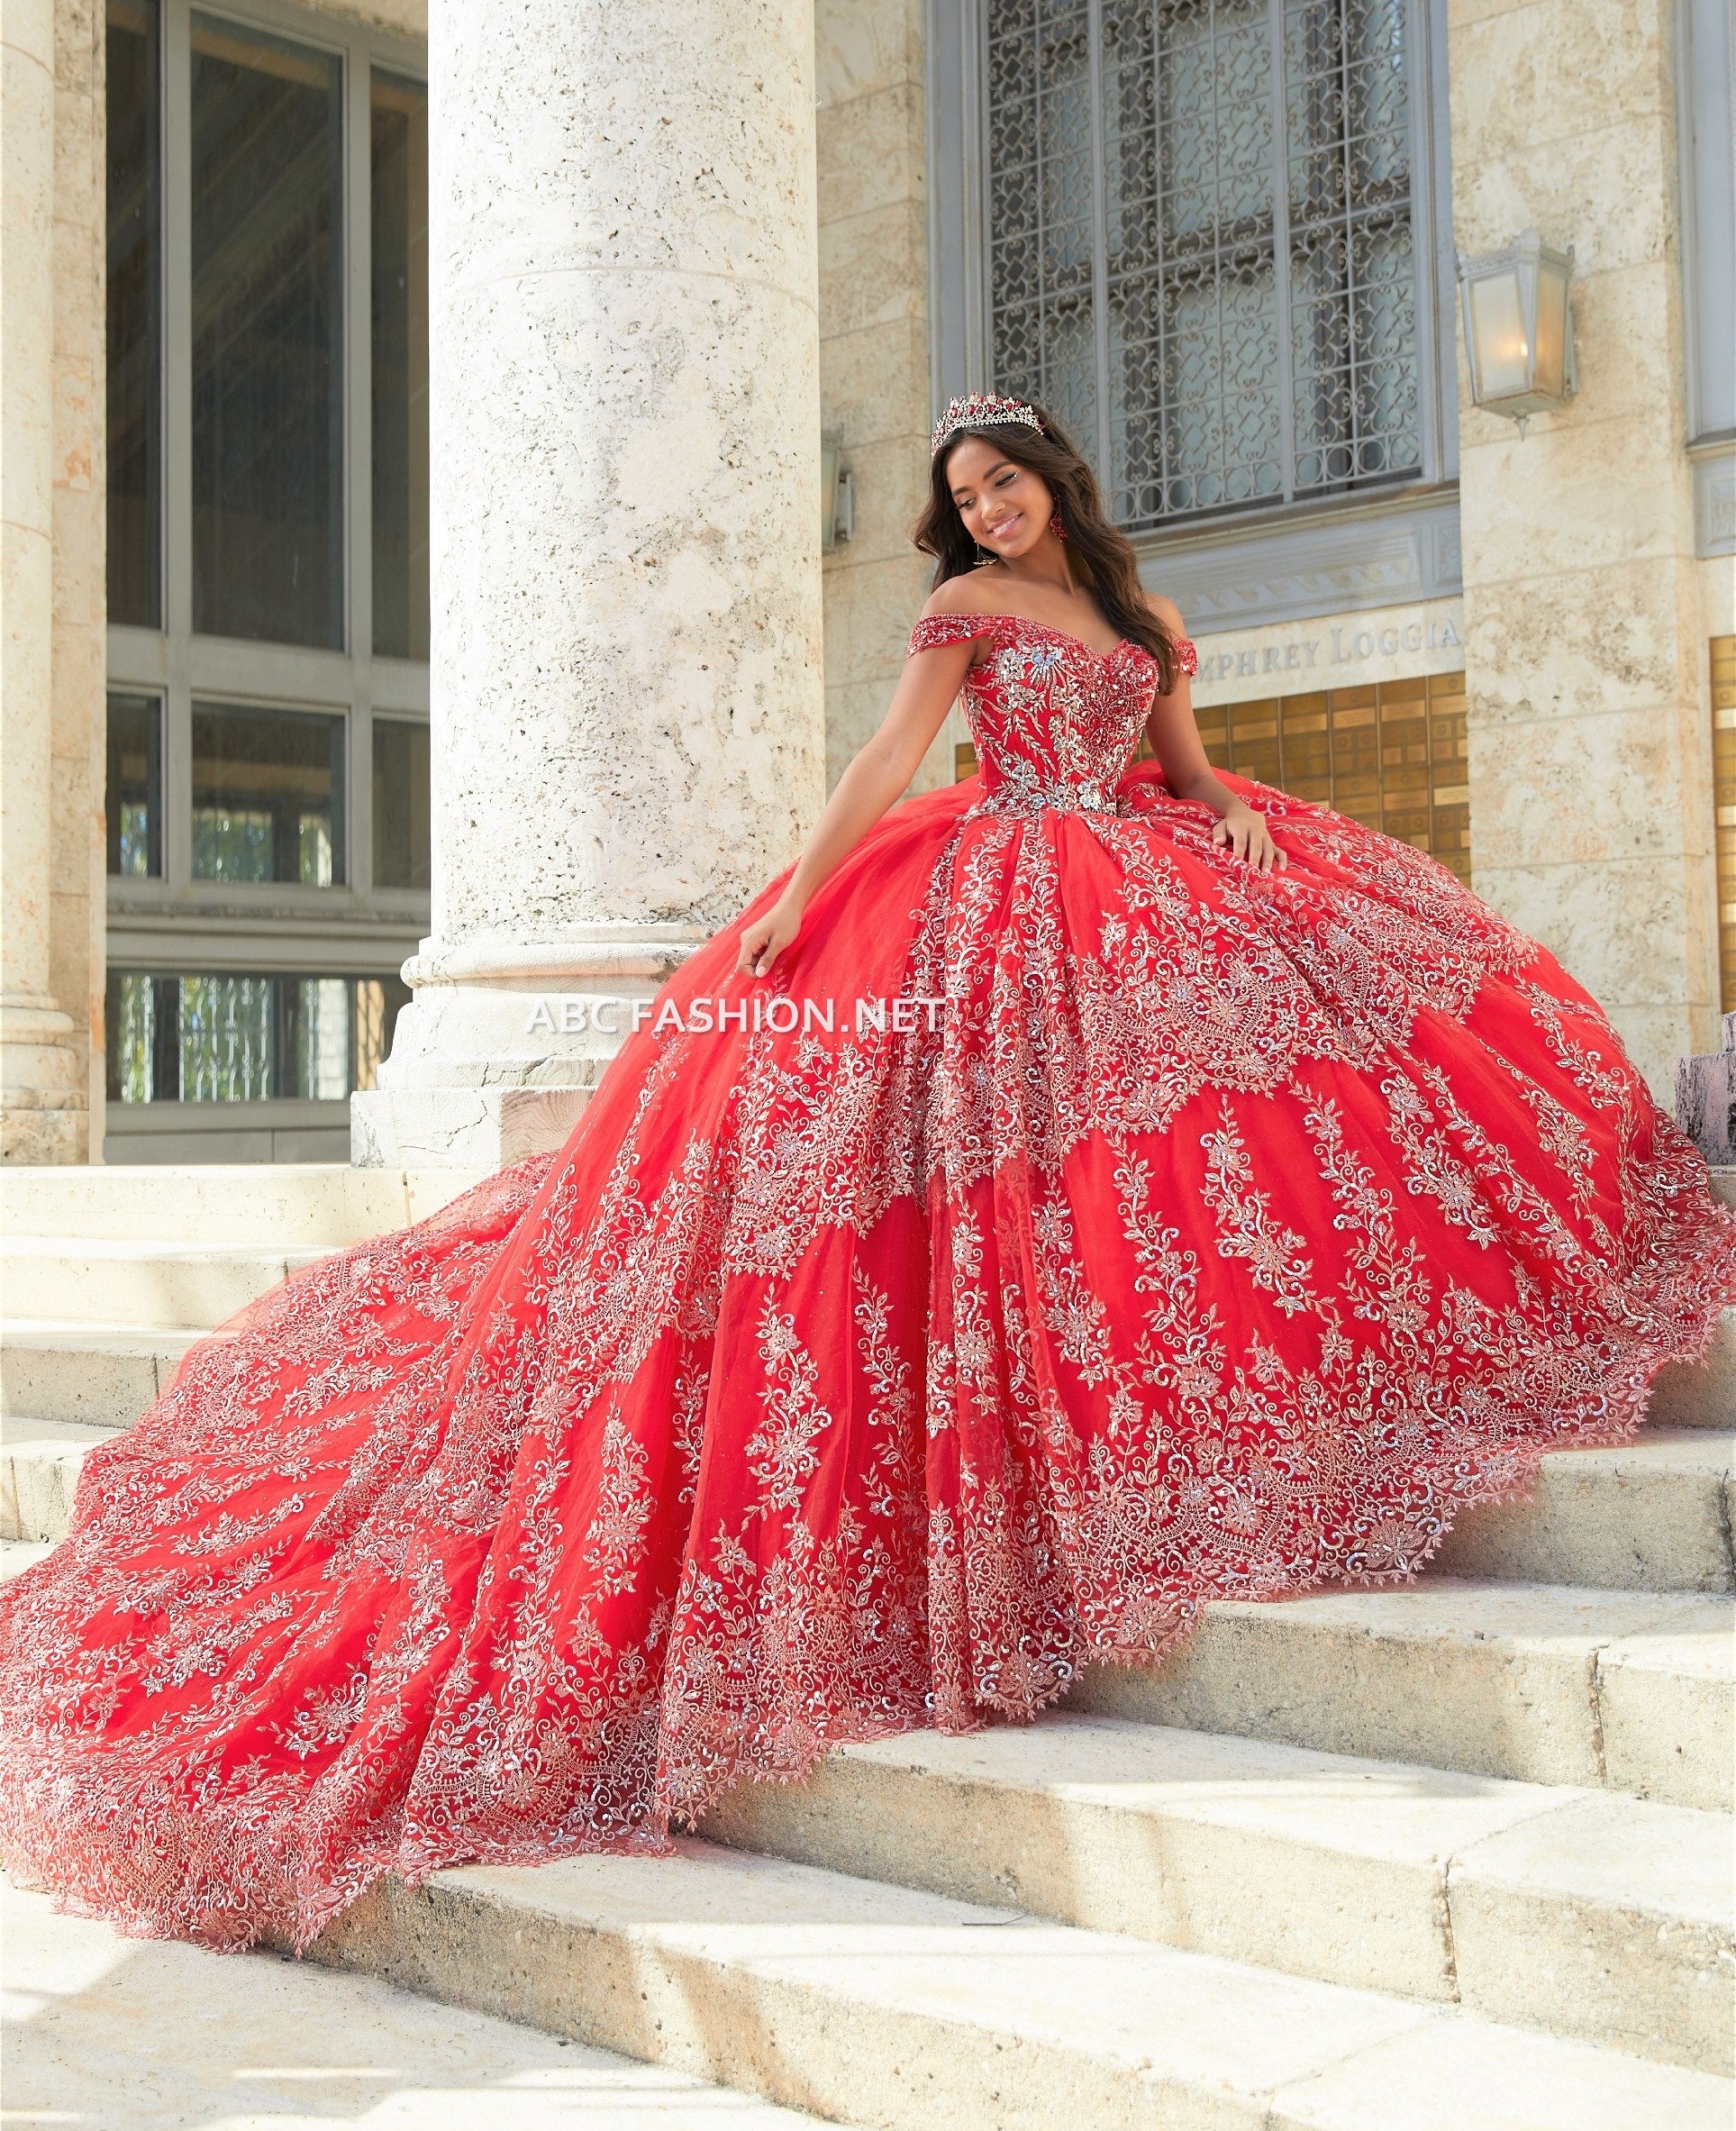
[3, 612, 1731, 1950]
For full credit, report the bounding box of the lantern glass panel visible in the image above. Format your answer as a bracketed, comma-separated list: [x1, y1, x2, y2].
[1531, 264, 1569, 400]
[1470, 271, 1531, 397]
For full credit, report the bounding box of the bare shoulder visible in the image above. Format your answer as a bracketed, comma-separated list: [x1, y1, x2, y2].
[920, 571, 1004, 622]
[1143, 590, 1186, 636]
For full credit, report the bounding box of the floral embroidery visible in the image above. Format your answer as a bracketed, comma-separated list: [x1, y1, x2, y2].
[745, 1305, 835, 1513]
[582, 1417, 655, 1597]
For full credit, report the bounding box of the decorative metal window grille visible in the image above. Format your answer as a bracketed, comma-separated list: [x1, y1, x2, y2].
[983, 0, 1426, 529]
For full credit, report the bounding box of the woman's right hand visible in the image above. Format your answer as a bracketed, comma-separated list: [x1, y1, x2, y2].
[736, 895, 804, 979]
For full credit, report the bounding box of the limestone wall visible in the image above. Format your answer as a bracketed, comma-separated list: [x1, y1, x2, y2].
[304, 0, 426, 33]
[814, 0, 947, 794]
[1449, 0, 1718, 1091]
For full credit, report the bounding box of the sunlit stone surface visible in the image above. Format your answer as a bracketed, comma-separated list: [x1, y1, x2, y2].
[1449, 0, 1722, 1098]
[0, 1876, 825, 2127]
[355, 0, 826, 1167]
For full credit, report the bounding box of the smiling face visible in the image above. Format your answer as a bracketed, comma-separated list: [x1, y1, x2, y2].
[943, 435, 1058, 563]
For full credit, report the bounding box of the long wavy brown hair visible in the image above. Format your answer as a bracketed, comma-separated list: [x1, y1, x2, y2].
[913, 406, 1179, 694]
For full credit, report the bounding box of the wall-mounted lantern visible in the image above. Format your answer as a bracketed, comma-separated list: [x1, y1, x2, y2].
[1456, 230, 1577, 436]
[821, 432, 854, 552]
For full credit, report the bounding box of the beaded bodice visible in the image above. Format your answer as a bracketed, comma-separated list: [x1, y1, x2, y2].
[907, 612, 1199, 814]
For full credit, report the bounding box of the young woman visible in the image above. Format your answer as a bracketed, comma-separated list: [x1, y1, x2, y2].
[4, 397, 1731, 1952]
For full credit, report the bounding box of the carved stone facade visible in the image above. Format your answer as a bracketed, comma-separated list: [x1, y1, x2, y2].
[1450, 0, 1724, 1088]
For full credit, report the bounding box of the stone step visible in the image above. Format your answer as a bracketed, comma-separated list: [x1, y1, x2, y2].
[3, 1878, 838, 2131]
[310, 1841, 1732, 2129]
[0, 1416, 105, 1541]
[0, 1538, 53, 1581]
[0, 1321, 203, 1431]
[1073, 1578, 1734, 1813]
[1432, 1428, 1734, 1591]
[1648, 1305, 1736, 1428]
[0, 1161, 490, 1249]
[2, 1240, 332, 1330]
[706, 1713, 1731, 2074]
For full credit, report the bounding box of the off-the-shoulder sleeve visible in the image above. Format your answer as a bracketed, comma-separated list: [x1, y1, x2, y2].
[1173, 635, 1199, 678]
[907, 613, 996, 658]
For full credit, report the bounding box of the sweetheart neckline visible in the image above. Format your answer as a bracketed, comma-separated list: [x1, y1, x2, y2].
[942, 613, 1143, 663]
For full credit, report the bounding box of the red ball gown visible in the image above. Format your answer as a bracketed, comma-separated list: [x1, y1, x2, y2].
[4, 613, 1732, 1949]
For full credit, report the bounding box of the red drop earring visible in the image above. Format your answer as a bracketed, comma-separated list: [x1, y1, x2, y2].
[1049, 512, 1067, 540]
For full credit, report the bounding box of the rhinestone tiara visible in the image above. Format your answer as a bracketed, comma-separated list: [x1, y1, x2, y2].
[931, 393, 1044, 457]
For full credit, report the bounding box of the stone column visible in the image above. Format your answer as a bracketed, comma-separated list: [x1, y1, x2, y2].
[1450, 0, 1718, 1099]
[353, 0, 827, 1168]
[1, 0, 87, 1163]
[50, 0, 107, 1161]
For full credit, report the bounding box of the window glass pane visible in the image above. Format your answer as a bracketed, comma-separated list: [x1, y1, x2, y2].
[986, 0, 1099, 452]
[191, 14, 343, 648]
[1682, 0, 1735, 438]
[1132, 0, 1281, 515]
[191, 702, 346, 885]
[372, 717, 431, 888]
[107, 0, 161, 628]
[105, 971, 387, 1100]
[353, 973, 411, 1090]
[286, 976, 351, 1097]
[106, 972, 185, 1100]
[1285, 0, 1418, 492]
[106, 691, 163, 877]
[105, 971, 165, 1101]
[371, 70, 430, 660]
[179, 973, 275, 1098]
[985, 0, 1422, 528]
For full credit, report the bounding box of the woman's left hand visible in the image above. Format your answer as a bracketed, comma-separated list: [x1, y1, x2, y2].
[1213, 803, 1287, 875]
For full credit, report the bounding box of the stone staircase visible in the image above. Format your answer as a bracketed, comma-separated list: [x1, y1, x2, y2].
[2, 1164, 1732, 2128]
